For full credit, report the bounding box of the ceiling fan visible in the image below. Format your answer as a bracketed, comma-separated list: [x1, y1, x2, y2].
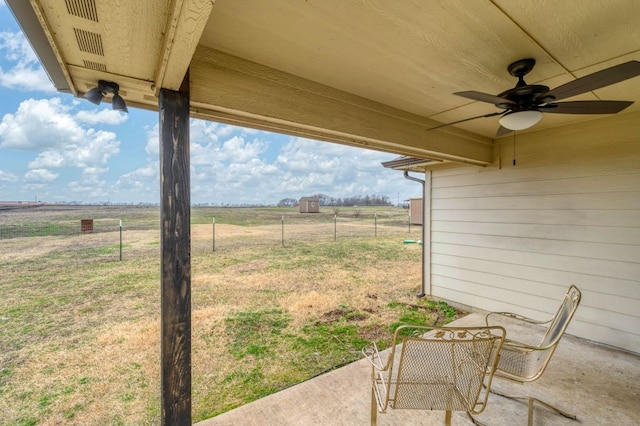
[432, 58, 640, 136]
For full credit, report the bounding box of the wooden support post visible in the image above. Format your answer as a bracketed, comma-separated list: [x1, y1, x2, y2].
[159, 71, 191, 425]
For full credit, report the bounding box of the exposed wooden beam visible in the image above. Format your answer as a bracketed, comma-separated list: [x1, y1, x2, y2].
[159, 72, 191, 425]
[154, 0, 215, 93]
[190, 47, 493, 166]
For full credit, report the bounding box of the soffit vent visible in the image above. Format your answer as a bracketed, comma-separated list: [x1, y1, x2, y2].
[65, 0, 99, 22]
[74, 28, 104, 56]
[83, 60, 107, 72]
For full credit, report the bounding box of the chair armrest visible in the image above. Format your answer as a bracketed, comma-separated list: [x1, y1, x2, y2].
[502, 338, 538, 351]
[485, 311, 550, 327]
[362, 341, 386, 370]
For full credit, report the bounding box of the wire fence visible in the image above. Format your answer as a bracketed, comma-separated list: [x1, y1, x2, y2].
[0, 207, 424, 261]
[0, 219, 157, 239]
[0, 214, 420, 251]
[0, 215, 420, 239]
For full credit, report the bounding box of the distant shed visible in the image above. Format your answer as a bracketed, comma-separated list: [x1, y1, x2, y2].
[409, 198, 423, 225]
[299, 197, 320, 213]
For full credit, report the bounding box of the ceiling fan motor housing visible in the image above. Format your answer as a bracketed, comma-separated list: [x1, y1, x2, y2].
[497, 84, 551, 110]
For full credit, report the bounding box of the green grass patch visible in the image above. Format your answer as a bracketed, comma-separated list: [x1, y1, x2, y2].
[388, 299, 459, 334]
[225, 310, 292, 359]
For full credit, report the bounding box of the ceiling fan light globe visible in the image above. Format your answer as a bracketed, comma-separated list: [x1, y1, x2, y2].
[499, 110, 543, 130]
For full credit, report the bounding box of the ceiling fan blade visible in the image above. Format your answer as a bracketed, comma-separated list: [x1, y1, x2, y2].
[496, 125, 512, 136]
[427, 112, 503, 131]
[454, 91, 515, 106]
[544, 60, 640, 101]
[539, 100, 633, 114]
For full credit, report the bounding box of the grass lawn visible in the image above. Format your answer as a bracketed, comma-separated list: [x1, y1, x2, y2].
[0, 205, 463, 425]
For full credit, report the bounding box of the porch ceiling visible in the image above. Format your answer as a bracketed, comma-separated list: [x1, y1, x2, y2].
[8, 0, 640, 165]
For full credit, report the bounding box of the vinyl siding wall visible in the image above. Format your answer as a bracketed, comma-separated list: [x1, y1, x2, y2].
[428, 113, 640, 354]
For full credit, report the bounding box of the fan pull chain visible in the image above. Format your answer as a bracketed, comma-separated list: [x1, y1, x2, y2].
[512, 131, 517, 166]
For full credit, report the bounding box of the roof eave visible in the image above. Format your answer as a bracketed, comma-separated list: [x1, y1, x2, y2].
[6, 0, 71, 93]
[381, 156, 444, 171]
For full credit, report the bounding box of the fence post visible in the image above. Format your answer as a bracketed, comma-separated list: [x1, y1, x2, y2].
[119, 220, 123, 261]
[374, 213, 377, 237]
[212, 217, 216, 252]
[334, 214, 337, 241]
[281, 215, 285, 246]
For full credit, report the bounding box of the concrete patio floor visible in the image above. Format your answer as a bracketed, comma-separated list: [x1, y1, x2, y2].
[196, 313, 640, 425]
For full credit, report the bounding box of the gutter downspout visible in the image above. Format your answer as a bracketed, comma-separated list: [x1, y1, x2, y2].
[403, 171, 428, 298]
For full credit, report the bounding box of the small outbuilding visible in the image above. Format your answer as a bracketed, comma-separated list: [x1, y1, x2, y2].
[299, 197, 320, 213]
[409, 198, 423, 225]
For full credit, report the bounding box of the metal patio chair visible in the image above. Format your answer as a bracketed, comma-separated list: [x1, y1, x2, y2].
[485, 285, 582, 425]
[362, 325, 506, 425]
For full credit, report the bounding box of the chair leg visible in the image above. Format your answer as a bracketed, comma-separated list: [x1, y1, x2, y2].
[445, 410, 451, 426]
[371, 385, 377, 426]
[527, 396, 577, 422]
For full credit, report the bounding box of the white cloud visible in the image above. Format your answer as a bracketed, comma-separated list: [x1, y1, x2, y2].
[115, 161, 159, 191]
[144, 124, 159, 156]
[0, 98, 120, 186]
[144, 120, 269, 167]
[1, 98, 120, 174]
[215, 124, 236, 138]
[75, 109, 128, 125]
[185, 132, 404, 205]
[0, 98, 84, 150]
[266, 137, 412, 202]
[82, 167, 109, 176]
[65, 130, 120, 168]
[219, 136, 268, 162]
[24, 168, 58, 182]
[190, 135, 268, 166]
[0, 169, 18, 182]
[67, 176, 107, 197]
[192, 119, 221, 142]
[145, 120, 221, 158]
[0, 105, 414, 204]
[0, 31, 55, 92]
[276, 137, 392, 180]
[28, 150, 64, 168]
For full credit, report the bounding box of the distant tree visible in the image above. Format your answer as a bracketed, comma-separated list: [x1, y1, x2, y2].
[300, 193, 393, 207]
[277, 198, 298, 207]
[311, 193, 335, 206]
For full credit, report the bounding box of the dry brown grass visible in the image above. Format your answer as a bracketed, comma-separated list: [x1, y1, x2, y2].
[0, 208, 460, 425]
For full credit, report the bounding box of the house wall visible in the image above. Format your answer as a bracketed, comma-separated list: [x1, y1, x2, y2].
[427, 112, 640, 354]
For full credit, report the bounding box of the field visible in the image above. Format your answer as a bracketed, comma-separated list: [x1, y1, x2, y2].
[0, 205, 463, 425]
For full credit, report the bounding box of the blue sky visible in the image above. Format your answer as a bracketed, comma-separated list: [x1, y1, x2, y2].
[0, 3, 419, 205]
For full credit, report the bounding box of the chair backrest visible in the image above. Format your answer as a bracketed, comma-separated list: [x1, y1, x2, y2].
[539, 285, 582, 349]
[386, 325, 505, 415]
[494, 285, 582, 382]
